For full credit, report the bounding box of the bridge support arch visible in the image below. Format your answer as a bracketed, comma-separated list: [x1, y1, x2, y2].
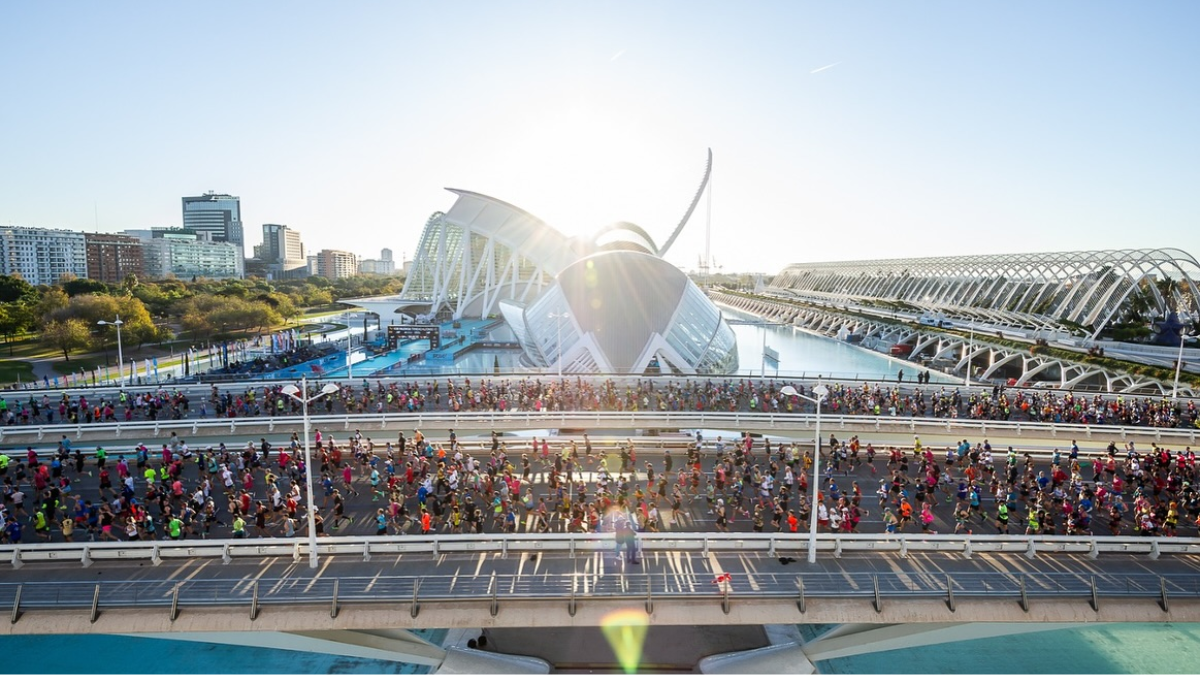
[699, 622, 1087, 674]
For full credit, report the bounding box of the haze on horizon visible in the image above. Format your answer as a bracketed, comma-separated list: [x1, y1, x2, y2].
[1, 2, 1197, 275]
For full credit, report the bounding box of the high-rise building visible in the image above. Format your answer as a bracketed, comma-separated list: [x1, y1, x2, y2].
[182, 192, 244, 274]
[316, 249, 358, 279]
[0, 226, 88, 285]
[85, 233, 145, 284]
[359, 247, 396, 275]
[128, 229, 241, 280]
[261, 223, 305, 263]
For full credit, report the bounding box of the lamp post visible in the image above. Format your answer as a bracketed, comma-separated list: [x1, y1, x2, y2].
[281, 377, 341, 569]
[97, 315, 124, 386]
[549, 311, 570, 377]
[781, 383, 829, 564]
[1173, 328, 1192, 402]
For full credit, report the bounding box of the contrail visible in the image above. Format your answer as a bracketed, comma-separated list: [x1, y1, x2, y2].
[610, 49, 625, 62]
[810, 61, 841, 74]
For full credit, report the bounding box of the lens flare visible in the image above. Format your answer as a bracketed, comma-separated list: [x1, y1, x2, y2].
[600, 609, 649, 673]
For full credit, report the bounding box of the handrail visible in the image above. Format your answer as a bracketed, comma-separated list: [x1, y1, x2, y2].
[0, 570, 1197, 615]
[3, 532, 1198, 567]
[4, 409, 1195, 453]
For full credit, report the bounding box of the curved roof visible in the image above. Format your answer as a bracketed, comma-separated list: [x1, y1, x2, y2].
[771, 248, 1200, 337]
[557, 251, 689, 369]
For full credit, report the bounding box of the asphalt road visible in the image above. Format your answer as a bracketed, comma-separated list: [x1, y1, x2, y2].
[3, 423, 1190, 545]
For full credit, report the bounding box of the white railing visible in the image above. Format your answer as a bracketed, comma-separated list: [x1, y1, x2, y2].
[4, 409, 1195, 454]
[3, 532, 1195, 568]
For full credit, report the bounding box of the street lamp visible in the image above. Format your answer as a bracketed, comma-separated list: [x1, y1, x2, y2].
[549, 311, 570, 377]
[281, 377, 341, 569]
[1173, 328, 1192, 401]
[97, 315, 124, 386]
[781, 383, 829, 564]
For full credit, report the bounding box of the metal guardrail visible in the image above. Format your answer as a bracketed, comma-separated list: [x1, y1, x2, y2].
[4, 409, 1196, 451]
[3, 532, 1197, 568]
[0, 570, 1194, 622]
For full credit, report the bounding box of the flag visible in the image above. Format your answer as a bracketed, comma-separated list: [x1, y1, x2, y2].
[152, 357, 159, 377]
[144, 358, 151, 379]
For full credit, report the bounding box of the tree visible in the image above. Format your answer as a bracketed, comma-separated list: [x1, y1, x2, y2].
[41, 319, 90, 361]
[0, 275, 36, 304]
[0, 304, 33, 356]
[62, 278, 109, 297]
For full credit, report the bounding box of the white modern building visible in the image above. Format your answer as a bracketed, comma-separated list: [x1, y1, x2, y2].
[348, 149, 736, 374]
[0, 226, 88, 285]
[128, 229, 241, 280]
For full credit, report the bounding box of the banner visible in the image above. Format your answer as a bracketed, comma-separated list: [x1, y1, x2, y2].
[152, 357, 159, 378]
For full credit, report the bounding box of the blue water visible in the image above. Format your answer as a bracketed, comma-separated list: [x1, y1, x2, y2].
[7, 633, 440, 673]
[724, 306, 960, 383]
[817, 623, 1200, 674]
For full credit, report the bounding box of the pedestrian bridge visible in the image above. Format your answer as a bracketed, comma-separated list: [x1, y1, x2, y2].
[713, 290, 1198, 397]
[3, 532, 1199, 634]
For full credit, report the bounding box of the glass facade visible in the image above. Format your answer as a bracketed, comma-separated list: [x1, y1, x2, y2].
[509, 250, 738, 375]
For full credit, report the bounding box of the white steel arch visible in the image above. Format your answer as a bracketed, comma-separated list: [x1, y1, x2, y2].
[771, 249, 1200, 338]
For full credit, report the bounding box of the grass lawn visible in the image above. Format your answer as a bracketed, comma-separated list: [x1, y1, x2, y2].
[303, 303, 349, 316]
[0, 360, 34, 385]
[50, 352, 120, 375]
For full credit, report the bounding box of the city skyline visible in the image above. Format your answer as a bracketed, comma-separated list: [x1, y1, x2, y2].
[1, 2, 1197, 274]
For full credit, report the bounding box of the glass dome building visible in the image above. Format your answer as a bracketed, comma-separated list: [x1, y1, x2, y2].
[501, 249, 738, 375]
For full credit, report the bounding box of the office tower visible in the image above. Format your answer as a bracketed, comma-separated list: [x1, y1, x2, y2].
[261, 223, 305, 263]
[182, 192, 244, 274]
[316, 249, 358, 279]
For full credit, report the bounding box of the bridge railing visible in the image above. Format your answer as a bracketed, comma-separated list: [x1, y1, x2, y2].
[2, 570, 1197, 619]
[4, 409, 1197, 450]
[4, 532, 1198, 568]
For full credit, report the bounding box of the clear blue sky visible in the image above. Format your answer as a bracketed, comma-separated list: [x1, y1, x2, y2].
[1, 2, 1197, 274]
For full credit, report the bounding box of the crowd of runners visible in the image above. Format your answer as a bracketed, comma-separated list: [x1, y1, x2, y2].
[2, 397, 1199, 545]
[0, 376, 1197, 429]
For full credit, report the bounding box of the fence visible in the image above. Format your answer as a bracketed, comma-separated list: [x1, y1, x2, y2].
[4, 532, 1198, 568]
[4, 409, 1196, 453]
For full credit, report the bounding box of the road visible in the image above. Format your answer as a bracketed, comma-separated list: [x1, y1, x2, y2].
[3, 419, 1193, 546]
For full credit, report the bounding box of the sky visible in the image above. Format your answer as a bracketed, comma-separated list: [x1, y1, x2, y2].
[1, 2, 1197, 275]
